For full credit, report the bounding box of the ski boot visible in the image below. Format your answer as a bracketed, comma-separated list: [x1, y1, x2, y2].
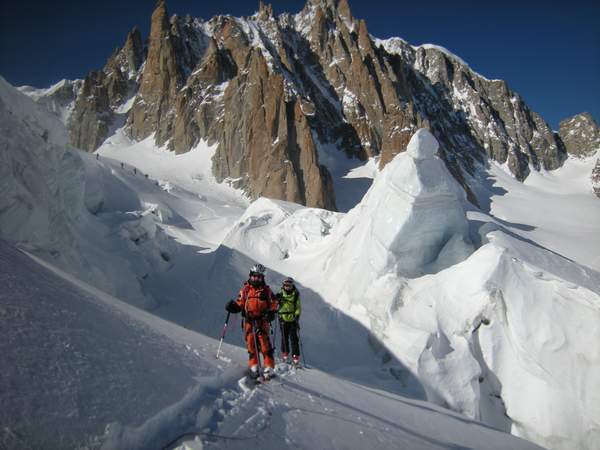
[248, 365, 260, 380]
[263, 366, 276, 381]
[292, 355, 300, 368]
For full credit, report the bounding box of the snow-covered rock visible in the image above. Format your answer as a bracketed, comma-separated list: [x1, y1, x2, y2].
[18, 78, 82, 125]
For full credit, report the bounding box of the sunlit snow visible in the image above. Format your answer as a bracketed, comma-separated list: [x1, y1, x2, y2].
[2, 71, 599, 450]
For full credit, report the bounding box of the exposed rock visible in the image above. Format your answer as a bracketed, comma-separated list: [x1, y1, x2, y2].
[171, 37, 236, 152]
[127, 0, 184, 145]
[406, 46, 565, 180]
[258, 1, 273, 20]
[592, 158, 600, 198]
[67, 25, 145, 151]
[559, 113, 600, 157]
[62, 0, 589, 210]
[212, 46, 336, 209]
[68, 71, 112, 151]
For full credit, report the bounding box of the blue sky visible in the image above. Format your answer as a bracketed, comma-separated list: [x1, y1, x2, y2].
[0, 0, 598, 129]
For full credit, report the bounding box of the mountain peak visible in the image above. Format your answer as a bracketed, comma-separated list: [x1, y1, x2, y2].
[559, 112, 600, 157]
[150, 0, 169, 37]
[258, 1, 273, 20]
[305, 0, 353, 19]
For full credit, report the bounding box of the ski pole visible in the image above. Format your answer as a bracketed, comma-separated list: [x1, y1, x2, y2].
[298, 323, 307, 367]
[270, 317, 276, 355]
[216, 311, 231, 359]
[252, 320, 264, 381]
[279, 318, 285, 359]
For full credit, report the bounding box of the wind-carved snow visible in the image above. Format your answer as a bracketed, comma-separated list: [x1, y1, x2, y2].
[322, 128, 474, 291]
[388, 230, 600, 450]
[0, 75, 82, 251]
[222, 197, 342, 262]
[306, 129, 475, 346]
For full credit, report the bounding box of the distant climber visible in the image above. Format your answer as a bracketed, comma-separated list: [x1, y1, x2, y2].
[225, 264, 278, 379]
[276, 277, 301, 366]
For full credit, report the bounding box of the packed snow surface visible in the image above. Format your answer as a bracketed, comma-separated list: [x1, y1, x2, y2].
[3, 75, 600, 450]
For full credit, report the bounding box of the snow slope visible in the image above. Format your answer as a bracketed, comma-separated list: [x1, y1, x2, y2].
[213, 130, 600, 450]
[0, 240, 542, 450]
[0, 240, 241, 449]
[3, 76, 600, 450]
[472, 154, 600, 271]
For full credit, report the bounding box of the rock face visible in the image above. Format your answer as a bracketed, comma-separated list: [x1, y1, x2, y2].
[593, 158, 600, 198]
[127, 1, 186, 145]
[69, 27, 144, 151]
[52, 0, 595, 209]
[558, 113, 600, 157]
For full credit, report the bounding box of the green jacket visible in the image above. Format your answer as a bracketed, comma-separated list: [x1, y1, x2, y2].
[277, 288, 301, 322]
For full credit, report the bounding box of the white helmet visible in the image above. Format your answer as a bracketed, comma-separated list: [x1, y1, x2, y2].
[250, 263, 266, 275]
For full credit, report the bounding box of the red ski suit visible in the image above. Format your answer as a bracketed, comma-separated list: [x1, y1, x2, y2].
[234, 282, 278, 369]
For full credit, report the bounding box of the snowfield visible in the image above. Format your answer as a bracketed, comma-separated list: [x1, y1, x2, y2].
[2, 72, 600, 450]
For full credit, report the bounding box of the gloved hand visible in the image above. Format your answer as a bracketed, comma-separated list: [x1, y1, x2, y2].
[225, 300, 241, 313]
[263, 310, 275, 322]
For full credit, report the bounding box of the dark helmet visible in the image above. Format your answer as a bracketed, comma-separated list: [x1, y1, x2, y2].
[282, 277, 295, 292]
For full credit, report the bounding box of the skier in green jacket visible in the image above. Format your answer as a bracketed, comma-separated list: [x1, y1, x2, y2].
[276, 277, 301, 365]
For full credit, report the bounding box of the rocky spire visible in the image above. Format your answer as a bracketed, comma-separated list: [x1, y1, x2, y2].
[122, 27, 144, 75]
[258, 1, 273, 20]
[126, 0, 184, 145]
[337, 0, 352, 21]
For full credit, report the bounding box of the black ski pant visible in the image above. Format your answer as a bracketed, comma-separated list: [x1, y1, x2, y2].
[279, 320, 300, 357]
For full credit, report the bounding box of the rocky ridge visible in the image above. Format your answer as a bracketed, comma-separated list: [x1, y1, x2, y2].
[558, 112, 600, 158]
[69, 27, 144, 151]
[34, 0, 598, 209]
[593, 158, 600, 198]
